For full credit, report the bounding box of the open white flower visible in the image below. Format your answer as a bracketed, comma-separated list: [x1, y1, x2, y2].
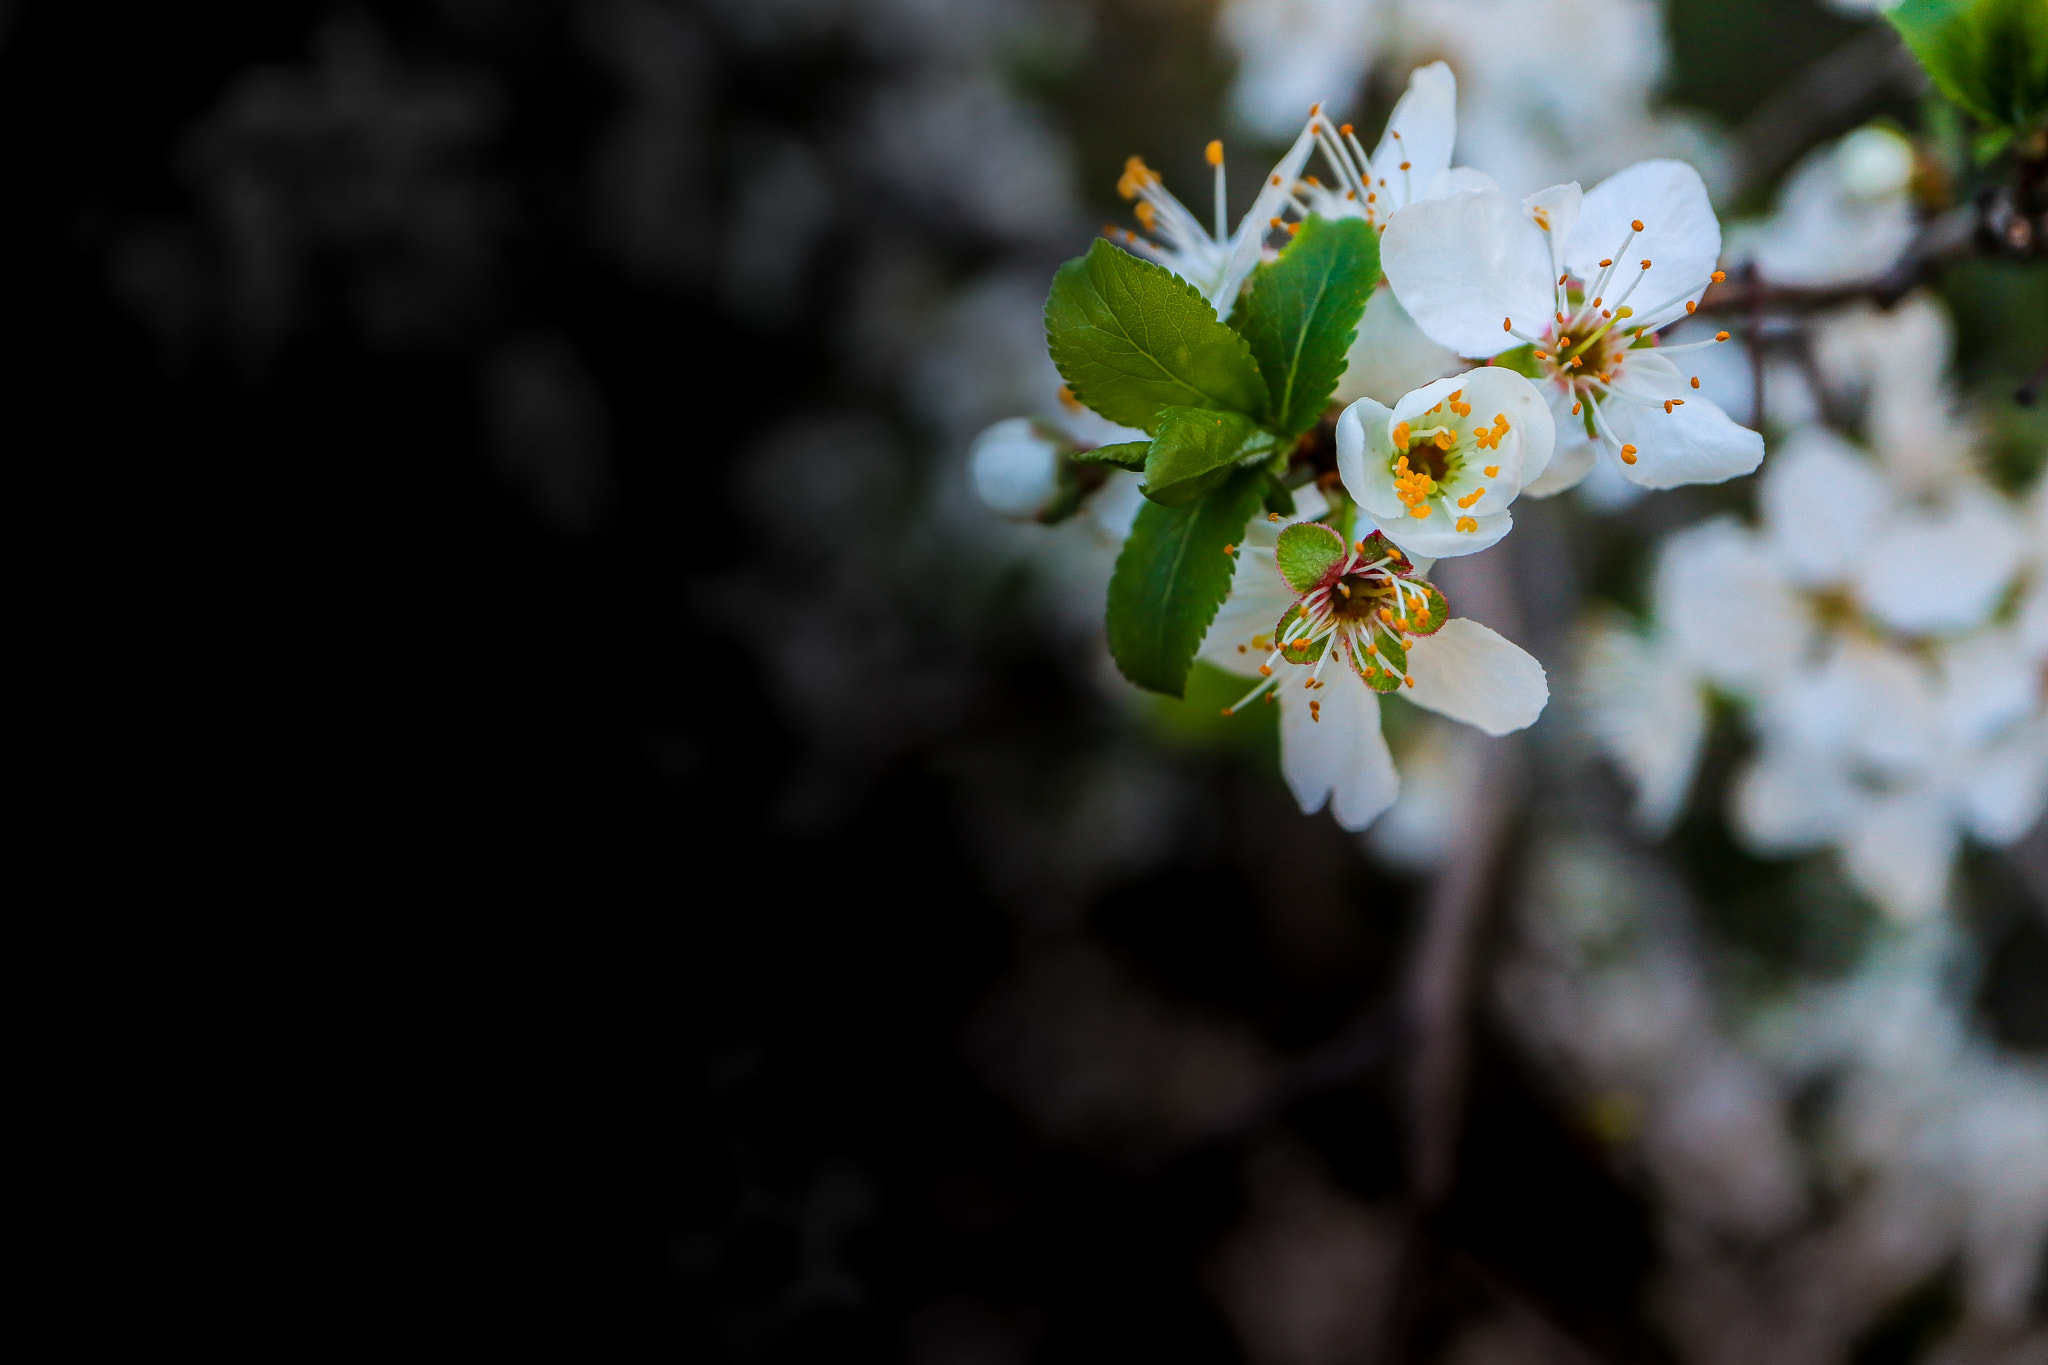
[1381, 160, 1763, 495]
[1199, 495, 1547, 831]
[1287, 62, 1480, 228]
[1108, 117, 1322, 311]
[1729, 126, 1917, 289]
[1335, 367, 1556, 557]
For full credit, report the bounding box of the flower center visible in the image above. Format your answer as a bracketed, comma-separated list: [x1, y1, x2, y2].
[1385, 390, 1510, 533]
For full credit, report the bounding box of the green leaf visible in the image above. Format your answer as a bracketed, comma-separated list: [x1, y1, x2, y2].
[1106, 467, 1269, 697]
[1889, 0, 2048, 132]
[1396, 578, 1450, 637]
[1072, 441, 1149, 470]
[1228, 215, 1380, 438]
[1274, 522, 1347, 592]
[1141, 407, 1279, 506]
[1045, 239, 1270, 434]
[1492, 344, 1544, 380]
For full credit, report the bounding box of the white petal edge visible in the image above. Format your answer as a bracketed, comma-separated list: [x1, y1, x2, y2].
[1403, 617, 1548, 736]
[1279, 672, 1400, 831]
[1381, 185, 1553, 359]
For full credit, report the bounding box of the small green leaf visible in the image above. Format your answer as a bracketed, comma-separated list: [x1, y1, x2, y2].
[1492, 344, 1544, 380]
[1045, 239, 1270, 434]
[1229, 215, 1380, 438]
[1889, 0, 2048, 132]
[1072, 441, 1149, 470]
[1106, 468, 1269, 697]
[1142, 407, 1278, 506]
[1274, 522, 1347, 592]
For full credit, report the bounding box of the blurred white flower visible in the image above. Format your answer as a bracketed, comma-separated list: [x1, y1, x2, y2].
[969, 417, 1065, 519]
[1729, 126, 1918, 288]
[1109, 118, 1322, 311]
[1290, 63, 1480, 228]
[1335, 367, 1557, 557]
[1581, 294, 2046, 916]
[1201, 490, 1546, 831]
[1383, 160, 1763, 494]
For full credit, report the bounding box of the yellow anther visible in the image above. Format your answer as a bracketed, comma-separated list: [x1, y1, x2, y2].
[1663, 400, 1674, 413]
[1269, 216, 1283, 229]
[1571, 402, 1582, 415]
[1615, 307, 1633, 318]
[1599, 258, 1612, 267]
[1434, 429, 1453, 449]
[1631, 219, 1644, 231]
[1456, 517, 1478, 533]
[1268, 512, 1281, 521]
[1117, 156, 1158, 199]
[1689, 376, 1700, 389]
[1483, 465, 1499, 477]
[1134, 201, 1156, 229]
[1058, 385, 1081, 411]
[1619, 444, 1638, 465]
[1409, 505, 1431, 519]
[1340, 123, 1354, 135]
[1685, 300, 1696, 314]
[1223, 544, 1236, 556]
[1404, 675, 1414, 688]
[1259, 664, 1273, 676]
[1711, 270, 1725, 283]
[1640, 258, 1652, 269]
[1205, 140, 1224, 166]
[1392, 422, 1411, 448]
[1714, 331, 1730, 342]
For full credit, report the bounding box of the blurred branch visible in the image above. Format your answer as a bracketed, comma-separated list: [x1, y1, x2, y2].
[1732, 23, 1925, 202]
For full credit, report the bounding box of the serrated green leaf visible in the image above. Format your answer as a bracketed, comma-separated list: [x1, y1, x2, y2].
[1890, 0, 2048, 132]
[1045, 239, 1270, 434]
[1106, 468, 1268, 697]
[1228, 215, 1379, 438]
[1072, 441, 1150, 470]
[1275, 522, 1347, 592]
[1142, 407, 1279, 506]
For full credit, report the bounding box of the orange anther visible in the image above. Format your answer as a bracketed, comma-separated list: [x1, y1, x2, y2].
[1205, 140, 1224, 166]
[1715, 331, 1730, 342]
[1711, 270, 1725, 283]
[1483, 465, 1499, 477]
[1339, 123, 1354, 135]
[1619, 444, 1638, 464]
[1689, 376, 1700, 389]
[1631, 219, 1644, 231]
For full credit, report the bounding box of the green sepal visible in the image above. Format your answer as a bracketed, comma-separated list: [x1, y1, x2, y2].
[1492, 344, 1544, 380]
[1045, 238, 1270, 434]
[1106, 467, 1269, 697]
[1888, 0, 2048, 133]
[1141, 407, 1280, 506]
[1072, 441, 1149, 470]
[1274, 522, 1347, 592]
[1272, 604, 1328, 665]
[1362, 629, 1407, 691]
[1228, 215, 1380, 438]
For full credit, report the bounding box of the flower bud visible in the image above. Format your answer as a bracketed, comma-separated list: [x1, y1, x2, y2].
[1835, 126, 1913, 202]
[970, 418, 1064, 520]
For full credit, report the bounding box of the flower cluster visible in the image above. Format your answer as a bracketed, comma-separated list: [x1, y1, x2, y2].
[1582, 293, 2046, 919]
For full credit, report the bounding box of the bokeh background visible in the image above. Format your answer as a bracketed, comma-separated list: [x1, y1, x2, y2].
[6, 1, 2042, 1360]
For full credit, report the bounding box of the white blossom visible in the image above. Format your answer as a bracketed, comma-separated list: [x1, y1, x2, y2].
[1382, 160, 1764, 494]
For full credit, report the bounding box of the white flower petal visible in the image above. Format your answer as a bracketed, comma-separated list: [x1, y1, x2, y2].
[1961, 721, 2048, 845]
[1369, 506, 1512, 559]
[1336, 397, 1402, 519]
[1580, 621, 1705, 834]
[1523, 182, 1582, 284]
[1729, 749, 1862, 852]
[1280, 672, 1400, 831]
[1221, 117, 1326, 306]
[1422, 167, 1498, 200]
[1855, 486, 2025, 636]
[1403, 616, 1548, 735]
[1655, 517, 1804, 693]
[970, 418, 1061, 518]
[1599, 351, 1763, 488]
[1567, 161, 1721, 328]
[1382, 185, 1553, 358]
[1199, 551, 1299, 677]
[1759, 425, 1890, 587]
[1333, 284, 1464, 406]
[1939, 629, 2038, 750]
[1443, 365, 1555, 497]
[1369, 62, 1458, 208]
[1842, 787, 1956, 922]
